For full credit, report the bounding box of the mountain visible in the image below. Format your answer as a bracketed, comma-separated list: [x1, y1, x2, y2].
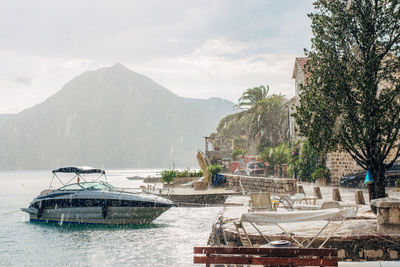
[0, 63, 234, 170]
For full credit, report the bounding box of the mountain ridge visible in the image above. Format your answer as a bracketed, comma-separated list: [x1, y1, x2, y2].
[0, 64, 234, 170]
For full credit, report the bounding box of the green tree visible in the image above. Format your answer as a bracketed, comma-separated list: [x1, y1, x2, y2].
[288, 141, 301, 179]
[297, 141, 318, 182]
[212, 93, 287, 153]
[261, 143, 290, 177]
[247, 94, 288, 148]
[231, 147, 246, 160]
[236, 85, 269, 109]
[261, 143, 289, 166]
[294, 0, 400, 199]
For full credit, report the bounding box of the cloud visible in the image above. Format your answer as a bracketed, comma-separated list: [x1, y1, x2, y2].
[0, 0, 314, 113]
[128, 38, 295, 103]
[0, 0, 313, 59]
[0, 51, 97, 113]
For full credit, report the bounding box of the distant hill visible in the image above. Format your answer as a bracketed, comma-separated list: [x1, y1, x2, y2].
[0, 114, 13, 124]
[0, 63, 234, 170]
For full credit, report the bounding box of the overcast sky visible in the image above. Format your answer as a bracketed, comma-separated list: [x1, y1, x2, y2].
[0, 0, 314, 114]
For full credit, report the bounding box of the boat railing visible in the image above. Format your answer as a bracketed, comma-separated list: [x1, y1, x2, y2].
[109, 187, 174, 201]
[109, 187, 147, 196]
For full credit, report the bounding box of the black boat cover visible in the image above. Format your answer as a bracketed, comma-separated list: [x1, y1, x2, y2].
[52, 166, 106, 174]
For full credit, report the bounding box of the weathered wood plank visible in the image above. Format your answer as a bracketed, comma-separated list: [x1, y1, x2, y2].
[193, 246, 338, 257]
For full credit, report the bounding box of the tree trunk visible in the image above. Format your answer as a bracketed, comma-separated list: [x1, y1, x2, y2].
[367, 183, 376, 201]
[367, 183, 377, 214]
[368, 164, 386, 212]
[374, 170, 386, 199]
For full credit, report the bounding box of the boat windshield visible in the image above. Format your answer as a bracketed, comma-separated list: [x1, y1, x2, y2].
[58, 182, 114, 191]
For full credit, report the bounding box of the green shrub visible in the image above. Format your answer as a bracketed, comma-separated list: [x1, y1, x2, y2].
[175, 168, 203, 178]
[208, 164, 222, 179]
[161, 169, 176, 184]
[292, 140, 318, 182]
[189, 169, 203, 177]
[288, 142, 300, 179]
[396, 178, 400, 188]
[312, 165, 330, 183]
[176, 168, 190, 178]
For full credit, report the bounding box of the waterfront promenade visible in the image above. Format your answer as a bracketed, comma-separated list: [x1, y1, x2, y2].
[213, 182, 400, 262]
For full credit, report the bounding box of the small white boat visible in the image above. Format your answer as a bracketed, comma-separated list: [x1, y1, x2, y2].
[21, 166, 174, 225]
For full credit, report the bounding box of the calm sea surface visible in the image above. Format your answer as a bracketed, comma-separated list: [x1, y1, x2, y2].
[0, 170, 221, 266]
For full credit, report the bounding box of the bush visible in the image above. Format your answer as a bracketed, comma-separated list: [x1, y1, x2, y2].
[190, 169, 203, 177]
[175, 168, 203, 178]
[288, 142, 300, 179]
[396, 178, 400, 188]
[207, 164, 223, 186]
[292, 140, 318, 182]
[208, 164, 222, 179]
[176, 168, 189, 178]
[311, 165, 330, 183]
[161, 169, 176, 184]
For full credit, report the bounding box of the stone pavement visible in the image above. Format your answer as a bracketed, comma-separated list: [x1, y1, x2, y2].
[221, 182, 400, 237]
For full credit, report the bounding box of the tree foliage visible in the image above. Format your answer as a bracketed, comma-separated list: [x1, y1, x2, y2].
[231, 147, 246, 160]
[294, 0, 400, 199]
[236, 85, 269, 109]
[294, 140, 319, 182]
[161, 169, 176, 184]
[261, 143, 290, 167]
[211, 91, 288, 152]
[312, 165, 331, 183]
[247, 95, 288, 148]
[207, 164, 223, 179]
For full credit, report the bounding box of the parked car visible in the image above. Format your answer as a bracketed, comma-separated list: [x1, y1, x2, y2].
[340, 163, 400, 188]
[245, 162, 266, 176]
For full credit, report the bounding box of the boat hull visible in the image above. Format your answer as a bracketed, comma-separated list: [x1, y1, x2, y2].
[27, 206, 171, 225]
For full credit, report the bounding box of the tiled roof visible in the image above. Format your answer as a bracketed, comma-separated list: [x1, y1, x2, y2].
[292, 57, 309, 79]
[295, 57, 308, 71]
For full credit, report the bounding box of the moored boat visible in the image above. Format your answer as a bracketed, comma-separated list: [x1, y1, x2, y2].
[21, 166, 174, 225]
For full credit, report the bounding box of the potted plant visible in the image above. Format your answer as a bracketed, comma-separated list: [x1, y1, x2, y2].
[161, 169, 176, 187]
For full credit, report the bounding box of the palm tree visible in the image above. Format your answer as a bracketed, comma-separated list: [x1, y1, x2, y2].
[247, 94, 288, 147]
[236, 85, 269, 109]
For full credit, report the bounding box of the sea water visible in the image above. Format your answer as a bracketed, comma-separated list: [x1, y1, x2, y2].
[0, 170, 221, 266]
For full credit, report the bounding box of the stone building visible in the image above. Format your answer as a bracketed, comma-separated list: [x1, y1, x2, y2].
[289, 57, 398, 185]
[286, 57, 308, 144]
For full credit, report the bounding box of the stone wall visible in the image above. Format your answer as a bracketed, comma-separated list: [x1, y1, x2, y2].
[160, 193, 230, 205]
[220, 230, 400, 261]
[327, 144, 400, 185]
[274, 164, 289, 178]
[326, 152, 363, 185]
[371, 198, 400, 233]
[223, 174, 296, 195]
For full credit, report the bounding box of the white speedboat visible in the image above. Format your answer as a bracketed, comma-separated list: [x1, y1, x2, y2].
[21, 166, 174, 225]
